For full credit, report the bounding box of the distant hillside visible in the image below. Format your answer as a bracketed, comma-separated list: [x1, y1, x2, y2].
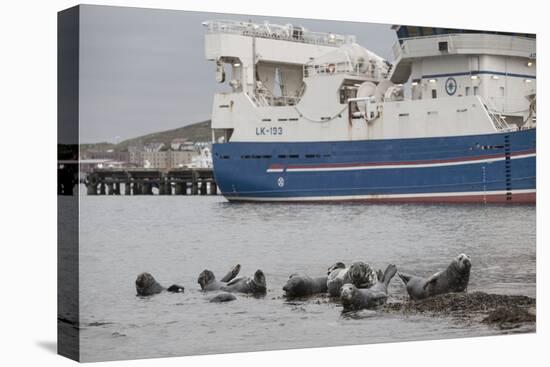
[114, 120, 211, 151]
[80, 142, 116, 152]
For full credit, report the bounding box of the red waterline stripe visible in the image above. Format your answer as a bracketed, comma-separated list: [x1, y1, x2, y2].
[356, 192, 535, 204]
[230, 192, 536, 204]
[283, 149, 535, 170]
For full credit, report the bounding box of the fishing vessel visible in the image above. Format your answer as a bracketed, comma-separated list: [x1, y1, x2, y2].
[203, 20, 536, 203]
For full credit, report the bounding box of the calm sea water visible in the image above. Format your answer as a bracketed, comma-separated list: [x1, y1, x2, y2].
[76, 186, 536, 362]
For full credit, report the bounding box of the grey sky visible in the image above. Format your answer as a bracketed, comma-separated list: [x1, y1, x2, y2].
[79, 5, 397, 143]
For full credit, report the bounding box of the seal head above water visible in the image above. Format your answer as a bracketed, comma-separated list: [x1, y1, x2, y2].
[135, 272, 184, 296]
[398, 253, 471, 300]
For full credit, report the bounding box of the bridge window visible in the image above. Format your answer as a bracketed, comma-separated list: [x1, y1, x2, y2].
[421, 27, 434, 36]
[431, 89, 437, 99]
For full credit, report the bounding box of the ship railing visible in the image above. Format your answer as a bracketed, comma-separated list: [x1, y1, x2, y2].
[261, 94, 301, 106]
[246, 91, 301, 107]
[304, 61, 384, 79]
[203, 20, 352, 47]
[478, 96, 517, 132]
[245, 92, 265, 107]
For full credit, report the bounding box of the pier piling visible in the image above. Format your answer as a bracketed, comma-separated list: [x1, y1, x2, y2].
[84, 168, 217, 197]
[175, 182, 185, 195]
[210, 182, 217, 195]
[159, 181, 167, 195]
[106, 183, 114, 195]
[200, 182, 207, 195]
[87, 184, 97, 195]
[141, 182, 152, 195]
[113, 182, 121, 195]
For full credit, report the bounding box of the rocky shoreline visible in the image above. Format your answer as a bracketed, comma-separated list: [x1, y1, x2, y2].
[383, 291, 536, 330]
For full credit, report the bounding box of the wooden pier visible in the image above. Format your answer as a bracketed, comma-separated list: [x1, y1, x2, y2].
[85, 168, 218, 196]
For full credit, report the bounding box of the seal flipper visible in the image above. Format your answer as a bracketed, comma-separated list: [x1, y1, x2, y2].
[167, 284, 185, 293]
[422, 271, 441, 290]
[380, 264, 397, 287]
[397, 272, 412, 285]
[220, 264, 241, 283]
[225, 276, 243, 286]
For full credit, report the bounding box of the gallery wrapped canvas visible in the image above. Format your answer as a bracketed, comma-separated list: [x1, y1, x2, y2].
[58, 4, 536, 362]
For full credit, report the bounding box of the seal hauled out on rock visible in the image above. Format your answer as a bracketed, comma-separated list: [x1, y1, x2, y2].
[340, 264, 397, 311]
[398, 253, 471, 300]
[283, 273, 328, 298]
[326, 261, 378, 297]
[197, 264, 241, 291]
[221, 269, 267, 295]
[135, 272, 185, 296]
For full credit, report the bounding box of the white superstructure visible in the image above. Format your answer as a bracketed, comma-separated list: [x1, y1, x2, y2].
[390, 26, 536, 129]
[204, 21, 536, 143]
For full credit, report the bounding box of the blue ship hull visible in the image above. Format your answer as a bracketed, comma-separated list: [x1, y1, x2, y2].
[212, 129, 536, 203]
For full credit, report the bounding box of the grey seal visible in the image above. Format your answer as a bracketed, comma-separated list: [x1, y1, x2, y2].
[221, 269, 267, 295]
[283, 273, 328, 298]
[197, 264, 241, 291]
[340, 264, 397, 311]
[135, 272, 184, 296]
[209, 293, 237, 303]
[326, 261, 378, 297]
[398, 253, 471, 300]
[349, 261, 378, 287]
